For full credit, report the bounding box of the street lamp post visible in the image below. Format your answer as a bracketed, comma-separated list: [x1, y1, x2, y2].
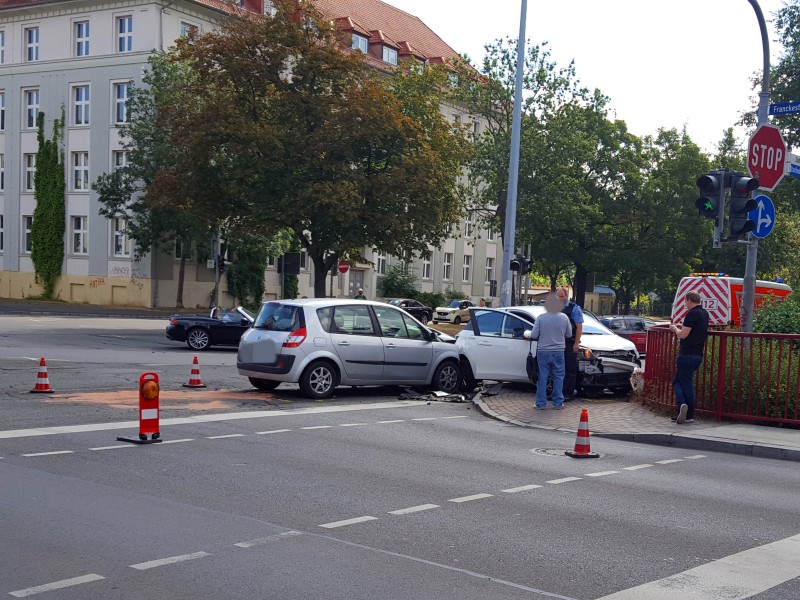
[500, 0, 527, 307]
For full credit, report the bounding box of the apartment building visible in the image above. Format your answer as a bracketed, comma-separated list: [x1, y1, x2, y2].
[0, 0, 498, 307]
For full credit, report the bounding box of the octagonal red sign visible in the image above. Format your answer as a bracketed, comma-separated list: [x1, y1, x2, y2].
[748, 124, 787, 191]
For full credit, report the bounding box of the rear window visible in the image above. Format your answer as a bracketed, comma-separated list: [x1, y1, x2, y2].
[253, 302, 304, 331]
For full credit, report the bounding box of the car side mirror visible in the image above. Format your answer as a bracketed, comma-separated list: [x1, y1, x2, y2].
[241, 318, 250, 326]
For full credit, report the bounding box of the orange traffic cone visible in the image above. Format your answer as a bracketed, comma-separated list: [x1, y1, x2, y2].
[565, 408, 599, 458]
[30, 357, 54, 393]
[183, 355, 207, 388]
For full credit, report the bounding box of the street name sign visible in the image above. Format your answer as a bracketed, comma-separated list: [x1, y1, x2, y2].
[748, 195, 776, 239]
[747, 124, 787, 191]
[768, 101, 800, 116]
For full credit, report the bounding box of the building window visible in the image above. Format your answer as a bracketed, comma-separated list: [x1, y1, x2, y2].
[25, 27, 39, 62]
[25, 89, 39, 128]
[23, 215, 33, 253]
[377, 252, 386, 275]
[443, 252, 453, 281]
[114, 82, 131, 123]
[180, 22, 198, 40]
[382, 46, 397, 65]
[112, 217, 130, 257]
[0, 154, 4, 191]
[352, 34, 368, 53]
[472, 121, 480, 139]
[462, 255, 471, 282]
[0, 214, 4, 252]
[264, 1, 277, 16]
[0, 31, 5, 64]
[73, 85, 90, 125]
[464, 214, 474, 237]
[75, 21, 90, 56]
[117, 16, 132, 53]
[71, 216, 88, 254]
[486, 227, 495, 242]
[300, 249, 308, 270]
[267, 256, 276, 267]
[112, 150, 128, 170]
[448, 72, 459, 87]
[72, 152, 89, 191]
[422, 253, 431, 279]
[485, 257, 494, 283]
[24, 154, 36, 191]
[0, 92, 4, 130]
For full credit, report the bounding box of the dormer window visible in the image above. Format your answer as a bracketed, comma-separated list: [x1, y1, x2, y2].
[382, 46, 398, 65]
[352, 34, 368, 54]
[264, 1, 277, 16]
[448, 72, 459, 87]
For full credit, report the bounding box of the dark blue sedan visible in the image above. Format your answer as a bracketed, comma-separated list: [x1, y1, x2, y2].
[166, 306, 254, 350]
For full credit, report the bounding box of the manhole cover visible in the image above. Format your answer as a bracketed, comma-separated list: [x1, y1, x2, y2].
[531, 448, 571, 457]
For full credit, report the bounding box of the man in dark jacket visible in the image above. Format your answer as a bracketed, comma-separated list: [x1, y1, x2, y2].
[669, 290, 710, 424]
[556, 287, 583, 400]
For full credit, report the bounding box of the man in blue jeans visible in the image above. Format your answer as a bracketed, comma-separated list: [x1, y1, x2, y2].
[525, 294, 572, 410]
[669, 290, 709, 424]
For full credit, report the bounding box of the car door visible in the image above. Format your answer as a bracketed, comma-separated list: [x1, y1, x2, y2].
[329, 305, 385, 381]
[215, 313, 250, 344]
[373, 305, 433, 381]
[463, 308, 532, 382]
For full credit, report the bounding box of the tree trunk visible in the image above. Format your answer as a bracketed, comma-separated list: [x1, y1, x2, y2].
[574, 263, 587, 308]
[176, 253, 186, 308]
[311, 252, 337, 298]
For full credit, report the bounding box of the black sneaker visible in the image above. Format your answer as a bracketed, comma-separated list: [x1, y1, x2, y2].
[676, 404, 688, 424]
[670, 415, 678, 422]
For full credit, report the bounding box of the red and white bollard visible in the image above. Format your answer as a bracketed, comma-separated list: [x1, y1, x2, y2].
[118, 372, 162, 445]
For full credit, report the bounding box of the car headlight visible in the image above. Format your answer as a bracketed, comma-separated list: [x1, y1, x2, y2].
[580, 347, 596, 362]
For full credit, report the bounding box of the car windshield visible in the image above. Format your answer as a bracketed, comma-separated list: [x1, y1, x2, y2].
[387, 299, 402, 306]
[253, 302, 303, 331]
[448, 300, 461, 308]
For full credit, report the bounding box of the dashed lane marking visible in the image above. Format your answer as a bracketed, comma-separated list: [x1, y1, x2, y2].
[623, 464, 654, 470]
[585, 471, 620, 477]
[21, 450, 73, 457]
[685, 454, 707, 459]
[411, 417, 438, 421]
[449, 493, 493, 503]
[339, 423, 367, 427]
[377, 420, 405, 424]
[441, 415, 469, 419]
[234, 531, 302, 548]
[300, 426, 332, 430]
[159, 439, 194, 444]
[389, 504, 440, 515]
[546, 477, 582, 484]
[206, 434, 246, 439]
[9, 574, 105, 598]
[319, 516, 378, 529]
[501, 484, 542, 493]
[256, 429, 291, 435]
[129, 551, 212, 570]
[655, 459, 683, 464]
[89, 444, 136, 451]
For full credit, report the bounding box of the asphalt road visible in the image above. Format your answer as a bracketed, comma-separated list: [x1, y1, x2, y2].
[2, 315, 800, 599]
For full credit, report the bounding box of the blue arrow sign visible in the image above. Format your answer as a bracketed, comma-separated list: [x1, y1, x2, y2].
[749, 195, 776, 239]
[790, 163, 800, 179]
[769, 101, 800, 116]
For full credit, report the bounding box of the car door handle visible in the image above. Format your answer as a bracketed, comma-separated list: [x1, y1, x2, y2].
[337, 341, 351, 347]
[478, 341, 492, 346]
[385, 343, 396, 349]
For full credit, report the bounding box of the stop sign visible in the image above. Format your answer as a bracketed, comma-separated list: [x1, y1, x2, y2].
[748, 124, 787, 191]
[338, 260, 349, 274]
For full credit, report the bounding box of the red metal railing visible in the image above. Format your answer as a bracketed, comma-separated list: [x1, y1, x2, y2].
[644, 326, 800, 425]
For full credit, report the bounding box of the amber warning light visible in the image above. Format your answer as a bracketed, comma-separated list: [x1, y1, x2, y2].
[117, 372, 163, 445]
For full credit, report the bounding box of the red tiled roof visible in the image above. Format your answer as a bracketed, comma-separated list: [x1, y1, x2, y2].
[312, 0, 459, 64]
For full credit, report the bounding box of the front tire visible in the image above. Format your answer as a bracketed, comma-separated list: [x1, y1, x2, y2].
[420, 314, 430, 325]
[299, 360, 339, 399]
[186, 327, 211, 351]
[249, 377, 280, 392]
[431, 360, 461, 394]
[453, 316, 462, 325]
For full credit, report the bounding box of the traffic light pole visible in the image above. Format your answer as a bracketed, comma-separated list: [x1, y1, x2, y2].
[741, 0, 770, 333]
[500, 0, 526, 307]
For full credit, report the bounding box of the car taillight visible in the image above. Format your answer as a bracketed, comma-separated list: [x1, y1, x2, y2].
[283, 327, 307, 348]
[170, 319, 178, 326]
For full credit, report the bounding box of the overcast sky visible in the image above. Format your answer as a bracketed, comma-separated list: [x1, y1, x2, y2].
[383, 0, 788, 154]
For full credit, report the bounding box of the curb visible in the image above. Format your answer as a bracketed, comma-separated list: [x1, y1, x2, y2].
[473, 393, 800, 463]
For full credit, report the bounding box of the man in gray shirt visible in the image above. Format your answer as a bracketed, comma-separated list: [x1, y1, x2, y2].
[525, 294, 573, 409]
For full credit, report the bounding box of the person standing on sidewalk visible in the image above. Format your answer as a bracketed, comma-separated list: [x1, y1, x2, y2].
[556, 286, 584, 400]
[669, 290, 709, 424]
[525, 294, 573, 410]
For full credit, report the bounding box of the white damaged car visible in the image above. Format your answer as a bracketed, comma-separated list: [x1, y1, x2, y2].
[456, 306, 640, 395]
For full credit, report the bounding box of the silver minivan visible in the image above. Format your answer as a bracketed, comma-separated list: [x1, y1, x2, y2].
[237, 299, 462, 399]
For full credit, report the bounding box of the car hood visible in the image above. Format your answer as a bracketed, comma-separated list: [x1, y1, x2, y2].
[580, 334, 637, 354]
[435, 307, 458, 313]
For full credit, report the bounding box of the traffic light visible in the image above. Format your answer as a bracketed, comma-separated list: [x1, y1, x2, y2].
[695, 173, 723, 219]
[728, 174, 759, 239]
[510, 255, 522, 272]
[520, 257, 531, 275]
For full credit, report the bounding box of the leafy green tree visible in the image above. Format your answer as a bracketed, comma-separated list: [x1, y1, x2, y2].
[30, 111, 66, 299]
[381, 264, 418, 299]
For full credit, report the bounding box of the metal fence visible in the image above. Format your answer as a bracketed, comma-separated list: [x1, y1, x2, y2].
[644, 326, 800, 425]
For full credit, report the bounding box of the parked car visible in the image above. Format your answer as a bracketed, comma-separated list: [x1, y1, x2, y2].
[237, 299, 462, 399]
[166, 306, 254, 351]
[597, 315, 653, 355]
[433, 299, 476, 324]
[457, 306, 640, 395]
[386, 298, 433, 325]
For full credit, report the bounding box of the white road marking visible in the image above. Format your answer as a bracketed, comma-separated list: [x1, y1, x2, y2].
[449, 493, 493, 503]
[90, 444, 136, 451]
[234, 531, 302, 547]
[585, 471, 619, 477]
[377, 420, 405, 424]
[440, 415, 469, 419]
[546, 477, 582, 484]
[129, 551, 211, 570]
[0, 401, 422, 439]
[319, 516, 378, 529]
[9, 574, 105, 597]
[596, 533, 800, 600]
[206, 434, 245, 439]
[301, 426, 332, 430]
[685, 454, 707, 459]
[501, 484, 542, 493]
[21, 450, 73, 457]
[339, 423, 367, 427]
[389, 504, 440, 515]
[159, 438, 194, 444]
[655, 459, 683, 464]
[256, 429, 291, 435]
[411, 417, 438, 421]
[623, 464, 653, 470]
